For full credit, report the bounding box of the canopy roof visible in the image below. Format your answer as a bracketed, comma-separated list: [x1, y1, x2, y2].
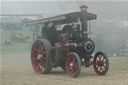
[27, 12, 97, 25]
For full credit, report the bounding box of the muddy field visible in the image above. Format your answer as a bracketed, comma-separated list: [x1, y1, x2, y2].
[1, 52, 128, 85]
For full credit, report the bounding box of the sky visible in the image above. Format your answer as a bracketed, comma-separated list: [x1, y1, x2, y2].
[0, 0, 128, 1]
[1, 0, 128, 18]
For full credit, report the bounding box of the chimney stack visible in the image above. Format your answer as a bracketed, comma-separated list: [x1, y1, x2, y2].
[80, 5, 88, 38]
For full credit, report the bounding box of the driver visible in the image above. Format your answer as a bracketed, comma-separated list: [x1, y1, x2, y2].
[62, 25, 72, 34]
[47, 23, 58, 46]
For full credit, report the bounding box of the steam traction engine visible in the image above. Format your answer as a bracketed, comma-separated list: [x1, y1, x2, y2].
[27, 6, 109, 78]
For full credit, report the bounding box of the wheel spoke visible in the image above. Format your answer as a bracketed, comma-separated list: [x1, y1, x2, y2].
[103, 63, 106, 67]
[38, 41, 44, 53]
[34, 47, 40, 53]
[72, 58, 76, 64]
[96, 65, 99, 69]
[101, 56, 103, 61]
[69, 56, 72, 63]
[102, 57, 105, 61]
[96, 57, 99, 61]
[71, 69, 74, 73]
[36, 64, 40, 70]
[98, 66, 100, 71]
[99, 55, 102, 60]
[102, 66, 105, 71]
[67, 61, 70, 65]
[42, 56, 46, 60]
[35, 59, 40, 64]
[40, 46, 44, 53]
[38, 41, 42, 48]
[39, 63, 44, 71]
[104, 61, 107, 64]
[103, 58, 106, 63]
[74, 62, 77, 67]
[42, 51, 46, 56]
[95, 64, 98, 68]
[73, 63, 77, 71]
[95, 60, 98, 65]
[100, 66, 103, 72]
[33, 57, 38, 61]
[41, 61, 45, 68]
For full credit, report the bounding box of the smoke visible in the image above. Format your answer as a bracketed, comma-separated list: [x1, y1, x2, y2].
[1, 1, 128, 56]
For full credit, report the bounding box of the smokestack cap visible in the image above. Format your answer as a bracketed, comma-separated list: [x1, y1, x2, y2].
[80, 5, 88, 11]
[80, 5, 88, 9]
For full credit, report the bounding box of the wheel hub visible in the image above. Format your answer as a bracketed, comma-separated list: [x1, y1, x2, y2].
[70, 62, 76, 69]
[70, 63, 73, 68]
[37, 54, 42, 60]
[98, 61, 104, 66]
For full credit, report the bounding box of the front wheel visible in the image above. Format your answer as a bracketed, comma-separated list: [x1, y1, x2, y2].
[65, 52, 81, 78]
[93, 51, 109, 75]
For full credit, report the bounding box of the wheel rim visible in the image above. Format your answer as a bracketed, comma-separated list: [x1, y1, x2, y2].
[66, 55, 78, 77]
[93, 52, 108, 74]
[31, 40, 47, 73]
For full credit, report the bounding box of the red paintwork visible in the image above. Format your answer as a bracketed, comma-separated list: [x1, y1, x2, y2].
[31, 40, 47, 73]
[93, 52, 106, 74]
[66, 55, 78, 77]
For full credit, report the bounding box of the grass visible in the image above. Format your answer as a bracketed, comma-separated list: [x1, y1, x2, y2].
[1, 42, 33, 54]
[110, 57, 128, 71]
[0, 27, 33, 44]
[0, 27, 34, 54]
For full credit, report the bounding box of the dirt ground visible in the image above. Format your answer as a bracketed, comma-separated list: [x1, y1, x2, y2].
[1, 53, 128, 85]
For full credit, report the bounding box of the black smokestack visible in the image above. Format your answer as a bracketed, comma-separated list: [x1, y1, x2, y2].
[80, 5, 88, 38]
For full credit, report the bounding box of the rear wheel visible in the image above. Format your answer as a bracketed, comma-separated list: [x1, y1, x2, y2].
[31, 39, 52, 74]
[93, 52, 109, 75]
[66, 52, 81, 78]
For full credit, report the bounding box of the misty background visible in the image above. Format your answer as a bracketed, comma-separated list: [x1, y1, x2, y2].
[0, 1, 128, 56]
